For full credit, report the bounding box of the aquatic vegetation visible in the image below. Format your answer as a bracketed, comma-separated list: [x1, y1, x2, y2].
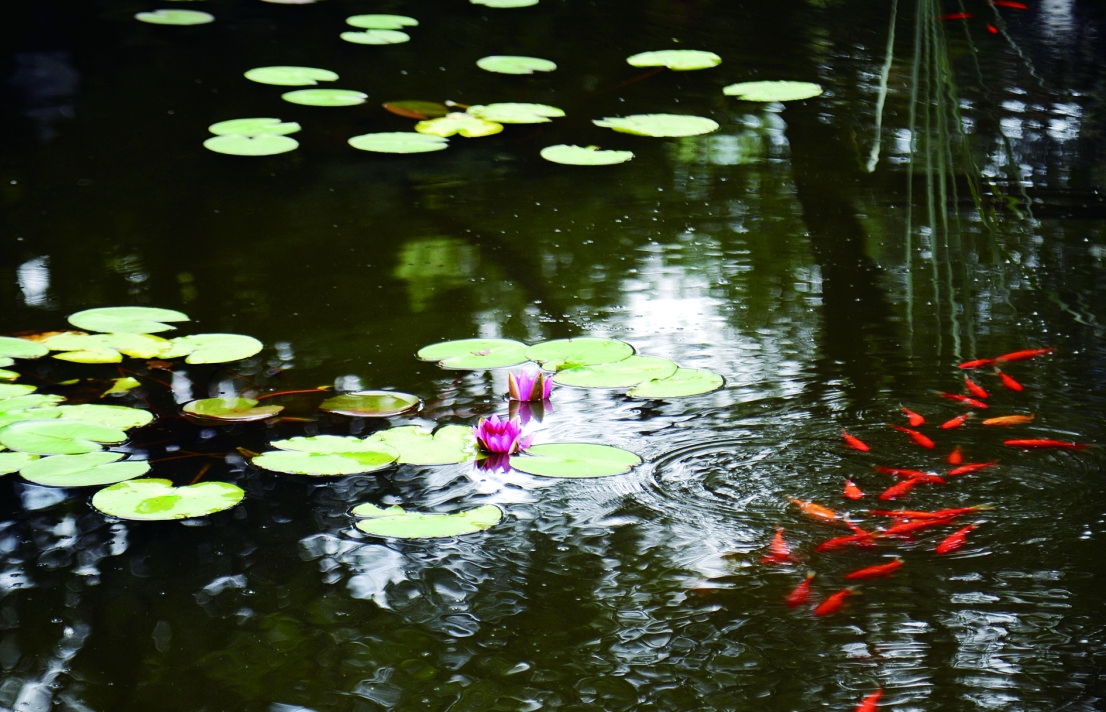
[539, 145, 634, 166]
[281, 89, 368, 106]
[415, 113, 504, 138]
[345, 14, 418, 30]
[471, 0, 539, 7]
[473, 414, 531, 454]
[182, 397, 283, 422]
[243, 66, 338, 86]
[204, 119, 301, 155]
[475, 55, 557, 74]
[318, 391, 420, 417]
[348, 132, 449, 153]
[593, 114, 720, 138]
[625, 50, 721, 71]
[351, 503, 503, 538]
[340, 29, 411, 45]
[91, 479, 245, 520]
[134, 9, 214, 25]
[508, 369, 551, 402]
[416, 338, 529, 369]
[509, 443, 641, 478]
[466, 103, 564, 124]
[722, 80, 823, 102]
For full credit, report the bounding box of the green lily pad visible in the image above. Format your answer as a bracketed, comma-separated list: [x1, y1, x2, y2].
[208, 118, 302, 136]
[281, 89, 367, 107]
[57, 404, 155, 430]
[0, 394, 64, 415]
[135, 9, 214, 24]
[168, 333, 263, 363]
[348, 132, 449, 153]
[67, 307, 189, 334]
[525, 338, 634, 370]
[466, 103, 564, 123]
[415, 113, 503, 138]
[0, 452, 39, 475]
[103, 377, 142, 395]
[346, 14, 418, 29]
[269, 435, 394, 454]
[417, 338, 530, 369]
[593, 114, 720, 138]
[382, 100, 451, 119]
[252, 447, 398, 476]
[722, 80, 823, 102]
[182, 397, 283, 422]
[43, 332, 172, 362]
[0, 419, 128, 455]
[476, 56, 557, 75]
[626, 50, 721, 71]
[0, 384, 36, 399]
[627, 367, 725, 398]
[0, 370, 18, 381]
[318, 391, 420, 417]
[204, 135, 300, 156]
[510, 443, 641, 478]
[553, 355, 678, 388]
[340, 30, 410, 45]
[540, 144, 634, 165]
[243, 66, 338, 86]
[352, 503, 503, 538]
[0, 408, 61, 429]
[471, 0, 539, 7]
[365, 425, 477, 465]
[92, 479, 245, 521]
[20, 452, 150, 487]
[0, 337, 48, 360]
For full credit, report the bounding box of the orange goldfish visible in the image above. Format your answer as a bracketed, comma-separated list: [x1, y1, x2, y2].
[947, 461, 997, 476]
[846, 558, 903, 580]
[813, 587, 855, 616]
[843, 429, 870, 452]
[856, 687, 883, 712]
[982, 414, 1034, 426]
[996, 370, 1023, 392]
[890, 425, 935, 449]
[940, 413, 971, 430]
[964, 377, 989, 399]
[947, 446, 963, 464]
[761, 525, 796, 565]
[940, 393, 988, 409]
[1004, 439, 1089, 450]
[994, 347, 1053, 363]
[785, 573, 815, 607]
[789, 498, 841, 524]
[901, 407, 925, 427]
[958, 358, 995, 370]
[936, 522, 979, 554]
[843, 479, 864, 500]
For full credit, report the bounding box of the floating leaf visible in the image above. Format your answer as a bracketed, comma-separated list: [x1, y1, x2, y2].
[169, 333, 263, 363]
[319, 391, 420, 417]
[416, 338, 529, 369]
[476, 56, 556, 75]
[526, 338, 634, 370]
[270, 435, 395, 455]
[135, 9, 214, 24]
[340, 30, 410, 45]
[593, 114, 719, 138]
[0, 406, 62, 430]
[510, 443, 641, 478]
[57, 404, 155, 430]
[346, 14, 418, 29]
[103, 377, 142, 396]
[0, 370, 18, 381]
[415, 113, 503, 138]
[0, 452, 39, 475]
[382, 100, 451, 120]
[352, 503, 503, 538]
[348, 132, 449, 153]
[466, 103, 564, 124]
[20, 452, 149, 487]
[243, 66, 338, 86]
[208, 117, 302, 136]
[626, 50, 721, 71]
[0, 337, 48, 360]
[553, 355, 678, 388]
[365, 425, 477, 465]
[43, 332, 172, 362]
[0, 420, 127, 455]
[253, 444, 398, 475]
[281, 89, 367, 107]
[722, 80, 823, 102]
[471, 0, 539, 7]
[182, 397, 283, 422]
[92, 479, 245, 521]
[627, 367, 725, 398]
[204, 135, 300, 156]
[0, 394, 64, 416]
[68, 307, 188, 334]
[0, 384, 36, 399]
[540, 144, 634, 165]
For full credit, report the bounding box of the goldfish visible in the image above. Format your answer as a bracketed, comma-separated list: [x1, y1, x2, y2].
[816, 533, 874, 552]
[936, 522, 979, 554]
[948, 446, 963, 464]
[982, 414, 1034, 426]
[843, 429, 870, 452]
[996, 371, 1023, 392]
[964, 377, 989, 399]
[987, 23, 999, 33]
[938, 12, 973, 20]
[940, 393, 989, 409]
[846, 558, 903, 580]
[1004, 439, 1090, 450]
[901, 407, 925, 427]
[947, 461, 997, 476]
[874, 466, 944, 484]
[958, 358, 995, 369]
[844, 479, 864, 500]
[869, 506, 985, 520]
[994, 347, 1054, 363]
[940, 413, 971, 430]
[813, 587, 854, 616]
[856, 687, 883, 712]
[785, 573, 815, 607]
[890, 425, 935, 449]
[994, 1, 1028, 8]
[879, 478, 924, 501]
[761, 525, 796, 564]
[789, 498, 841, 524]
[878, 516, 959, 538]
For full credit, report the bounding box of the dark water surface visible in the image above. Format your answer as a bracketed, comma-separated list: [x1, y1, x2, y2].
[3, 0, 1106, 710]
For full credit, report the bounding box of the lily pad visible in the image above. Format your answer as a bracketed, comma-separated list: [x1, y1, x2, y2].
[43, 332, 172, 362]
[415, 113, 503, 138]
[365, 425, 477, 465]
[417, 338, 529, 369]
[319, 391, 420, 417]
[346, 14, 417, 29]
[340, 30, 410, 45]
[471, 0, 539, 6]
[208, 117, 302, 136]
[510, 443, 641, 478]
[92, 479, 245, 521]
[722, 80, 823, 102]
[626, 50, 721, 71]
[281, 89, 367, 107]
[135, 9, 214, 24]
[0, 419, 128, 455]
[0, 384, 36, 399]
[0, 394, 65, 415]
[269, 435, 395, 454]
[476, 56, 557, 75]
[0, 370, 18, 381]
[0, 452, 39, 475]
[169, 333, 263, 363]
[104, 377, 142, 395]
[553, 355, 678, 388]
[352, 503, 503, 538]
[525, 338, 634, 370]
[348, 132, 449, 153]
[56, 404, 154, 430]
[204, 135, 300, 156]
[67, 307, 188, 334]
[627, 367, 725, 398]
[182, 397, 283, 422]
[252, 442, 398, 475]
[20, 452, 150, 487]
[540, 144, 634, 166]
[593, 114, 720, 138]
[0, 408, 61, 430]
[383, 100, 451, 119]
[466, 103, 564, 123]
[0, 337, 48, 360]
[244, 66, 338, 86]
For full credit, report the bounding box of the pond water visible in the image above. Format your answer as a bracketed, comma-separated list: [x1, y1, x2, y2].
[3, 0, 1106, 710]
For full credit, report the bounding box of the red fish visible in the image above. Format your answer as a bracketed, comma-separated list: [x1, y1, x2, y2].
[846, 558, 903, 580]
[996, 371, 1023, 392]
[941, 393, 989, 409]
[987, 23, 999, 33]
[816, 533, 873, 552]
[845, 520, 877, 544]
[890, 425, 936, 448]
[789, 498, 841, 524]
[982, 414, 1034, 426]
[856, 687, 883, 712]
[948, 446, 963, 464]
[879, 516, 959, 538]
[994, 0, 1028, 8]
[874, 466, 945, 484]
[785, 573, 815, 607]
[936, 523, 979, 554]
[1004, 439, 1089, 450]
[901, 407, 925, 427]
[994, 347, 1054, 363]
[813, 587, 854, 616]
[938, 12, 973, 20]
[879, 477, 926, 501]
[761, 525, 796, 564]
[940, 413, 971, 430]
[844, 479, 864, 500]
[958, 358, 995, 369]
[868, 507, 981, 520]
[947, 461, 997, 476]
[843, 429, 870, 452]
[964, 377, 989, 399]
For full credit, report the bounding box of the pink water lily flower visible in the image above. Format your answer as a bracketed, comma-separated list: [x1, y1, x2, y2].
[474, 414, 532, 454]
[508, 370, 553, 402]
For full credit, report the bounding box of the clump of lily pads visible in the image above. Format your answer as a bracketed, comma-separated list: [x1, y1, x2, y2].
[204, 118, 301, 156]
[341, 13, 417, 44]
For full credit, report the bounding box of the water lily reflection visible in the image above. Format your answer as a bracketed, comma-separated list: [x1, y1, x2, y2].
[474, 452, 512, 473]
[508, 369, 552, 402]
[509, 397, 552, 425]
[473, 414, 532, 454]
